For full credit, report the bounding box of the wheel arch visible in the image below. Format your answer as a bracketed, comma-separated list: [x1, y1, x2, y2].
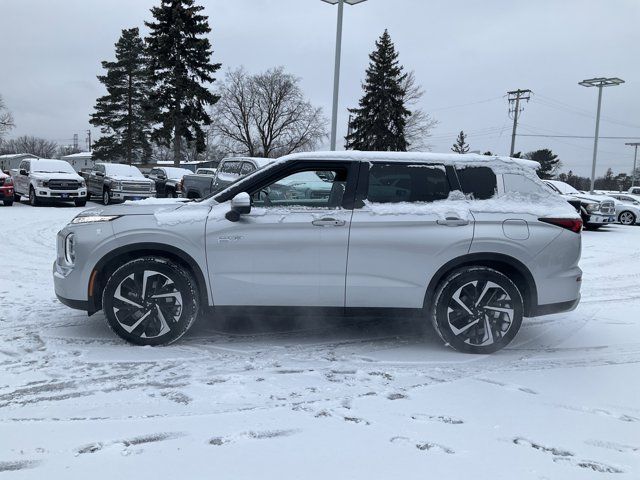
[424, 253, 538, 317]
[87, 243, 209, 315]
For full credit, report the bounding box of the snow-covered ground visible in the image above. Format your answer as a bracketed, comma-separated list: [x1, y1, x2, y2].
[0, 201, 638, 479]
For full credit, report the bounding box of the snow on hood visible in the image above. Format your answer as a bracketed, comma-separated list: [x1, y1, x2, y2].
[78, 202, 186, 217]
[153, 202, 211, 226]
[106, 175, 154, 182]
[30, 172, 83, 181]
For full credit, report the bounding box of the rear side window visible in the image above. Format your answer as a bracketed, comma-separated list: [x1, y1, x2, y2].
[456, 167, 496, 200]
[503, 173, 547, 195]
[240, 162, 255, 175]
[367, 163, 450, 203]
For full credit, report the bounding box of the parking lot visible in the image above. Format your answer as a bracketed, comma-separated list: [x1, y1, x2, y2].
[0, 200, 638, 479]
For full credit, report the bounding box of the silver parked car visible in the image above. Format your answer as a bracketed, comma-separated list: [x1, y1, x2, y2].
[87, 163, 156, 205]
[54, 152, 582, 354]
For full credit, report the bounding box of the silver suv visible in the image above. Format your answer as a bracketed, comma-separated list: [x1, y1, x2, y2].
[54, 152, 583, 354]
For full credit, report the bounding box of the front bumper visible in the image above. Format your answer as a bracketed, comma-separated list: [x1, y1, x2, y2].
[110, 190, 156, 201]
[0, 186, 14, 199]
[586, 214, 616, 225]
[36, 187, 87, 200]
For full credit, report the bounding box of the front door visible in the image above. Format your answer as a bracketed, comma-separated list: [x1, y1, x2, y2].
[346, 162, 475, 309]
[206, 161, 357, 307]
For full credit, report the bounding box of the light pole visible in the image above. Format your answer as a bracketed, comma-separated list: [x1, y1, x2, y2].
[625, 142, 640, 188]
[579, 77, 624, 193]
[322, 0, 368, 151]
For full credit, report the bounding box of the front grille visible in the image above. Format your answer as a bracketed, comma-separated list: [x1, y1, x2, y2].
[600, 200, 615, 215]
[49, 179, 80, 190]
[122, 181, 153, 192]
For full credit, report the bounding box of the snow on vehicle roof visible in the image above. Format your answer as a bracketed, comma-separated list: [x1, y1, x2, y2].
[99, 163, 144, 178]
[161, 167, 192, 178]
[545, 179, 580, 195]
[30, 158, 77, 174]
[221, 156, 273, 168]
[278, 151, 540, 171]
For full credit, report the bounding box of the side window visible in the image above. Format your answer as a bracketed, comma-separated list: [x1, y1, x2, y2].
[251, 168, 346, 209]
[503, 173, 547, 195]
[150, 168, 160, 176]
[240, 162, 255, 175]
[367, 163, 450, 203]
[221, 161, 241, 174]
[456, 166, 497, 200]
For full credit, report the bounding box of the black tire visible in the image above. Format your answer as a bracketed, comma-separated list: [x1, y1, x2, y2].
[430, 267, 524, 354]
[102, 189, 111, 206]
[29, 187, 40, 206]
[618, 211, 636, 226]
[75, 199, 87, 207]
[102, 257, 200, 346]
[167, 189, 177, 198]
[13, 192, 21, 202]
[585, 224, 601, 231]
[3, 199, 13, 207]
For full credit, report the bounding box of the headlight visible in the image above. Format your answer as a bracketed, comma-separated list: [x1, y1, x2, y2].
[36, 179, 44, 187]
[112, 181, 122, 191]
[64, 233, 76, 265]
[585, 203, 598, 213]
[71, 215, 120, 224]
[80, 180, 86, 187]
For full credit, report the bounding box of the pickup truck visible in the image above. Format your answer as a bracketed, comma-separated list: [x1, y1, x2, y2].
[87, 163, 156, 205]
[544, 180, 616, 230]
[147, 166, 192, 198]
[11, 158, 87, 207]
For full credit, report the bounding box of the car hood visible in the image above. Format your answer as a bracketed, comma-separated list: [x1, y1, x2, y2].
[31, 172, 83, 181]
[78, 199, 191, 217]
[567, 193, 616, 204]
[106, 175, 153, 182]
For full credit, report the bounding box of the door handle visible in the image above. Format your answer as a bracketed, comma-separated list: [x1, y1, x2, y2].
[436, 217, 469, 227]
[312, 217, 346, 227]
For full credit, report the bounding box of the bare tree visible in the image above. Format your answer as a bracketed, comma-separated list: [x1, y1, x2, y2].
[401, 71, 438, 151]
[211, 67, 327, 158]
[0, 135, 58, 158]
[0, 95, 15, 140]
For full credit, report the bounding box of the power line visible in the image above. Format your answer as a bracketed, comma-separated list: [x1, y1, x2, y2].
[517, 134, 640, 139]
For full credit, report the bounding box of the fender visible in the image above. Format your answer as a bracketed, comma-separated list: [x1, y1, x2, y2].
[88, 242, 210, 314]
[424, 252, 538, 316]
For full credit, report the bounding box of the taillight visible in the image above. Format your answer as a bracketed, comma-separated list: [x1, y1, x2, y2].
[539, 217, 583, 233]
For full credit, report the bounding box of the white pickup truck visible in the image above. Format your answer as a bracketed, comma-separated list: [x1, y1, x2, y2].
[11, 158, 87, 207]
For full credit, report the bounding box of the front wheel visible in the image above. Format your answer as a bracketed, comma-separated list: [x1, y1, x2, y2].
[618, 211, 636, 226]
[3, 199, 13, 207]
[430, 267, 523, 354]
[102, 257, 200, 346]
[29, 187, 40, 206]
[75, 199, 87, 207]
[13, 192, 21, 202]
[102, 189, 111, 206]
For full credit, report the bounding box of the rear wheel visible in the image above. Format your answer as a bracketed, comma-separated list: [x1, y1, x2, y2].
[102, 257, 200, 346]
[618, 211, 636, 225]
[430, 267, 523, 354]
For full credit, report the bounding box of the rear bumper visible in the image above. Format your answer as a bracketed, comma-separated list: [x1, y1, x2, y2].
[531, 295, 580, 317]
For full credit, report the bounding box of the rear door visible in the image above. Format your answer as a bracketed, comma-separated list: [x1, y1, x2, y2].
[345, 161, 475, 309]
[16, 160, 30, 194]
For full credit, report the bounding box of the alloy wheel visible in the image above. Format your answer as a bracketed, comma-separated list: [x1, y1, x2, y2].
[619, 211, 635, 225]
[103, 190, 110, 205]
[112, 270, 183, 339]
[446, 280, 514, 347]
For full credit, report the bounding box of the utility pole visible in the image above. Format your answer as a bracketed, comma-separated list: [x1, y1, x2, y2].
[73, 133, 78, 150]
[507, 89, 532, 156]
[86, 130, 92, 152]
[625, 142, 640, 187]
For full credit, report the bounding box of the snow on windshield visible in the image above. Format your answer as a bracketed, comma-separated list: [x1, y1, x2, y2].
[103, 164, 144, 178]
[31, 160, 76, 174]
[547, 180, 579, 195]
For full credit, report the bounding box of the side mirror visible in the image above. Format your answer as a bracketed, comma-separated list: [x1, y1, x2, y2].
[225, 192, 251, 222]
[95, 171, 104, 177]
[20, 169, 27, 176]
[158, 174, 166, 180]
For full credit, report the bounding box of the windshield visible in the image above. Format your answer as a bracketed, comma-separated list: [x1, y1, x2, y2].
[163, 167, 192, 179]
[201, 161, 275, 202]
[32, 160, 76, 174]
[103, 164, 144, 178]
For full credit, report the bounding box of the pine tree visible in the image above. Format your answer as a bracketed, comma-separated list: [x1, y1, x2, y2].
[345, 30, 410, 151]
[525, 148, 561, 179]
[145, 0, 221, 165]
[451, 131, 470, 153]
[90, 28, 152, 164]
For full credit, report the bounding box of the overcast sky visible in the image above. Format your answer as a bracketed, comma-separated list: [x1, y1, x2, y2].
[1, 0, 639, 175]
